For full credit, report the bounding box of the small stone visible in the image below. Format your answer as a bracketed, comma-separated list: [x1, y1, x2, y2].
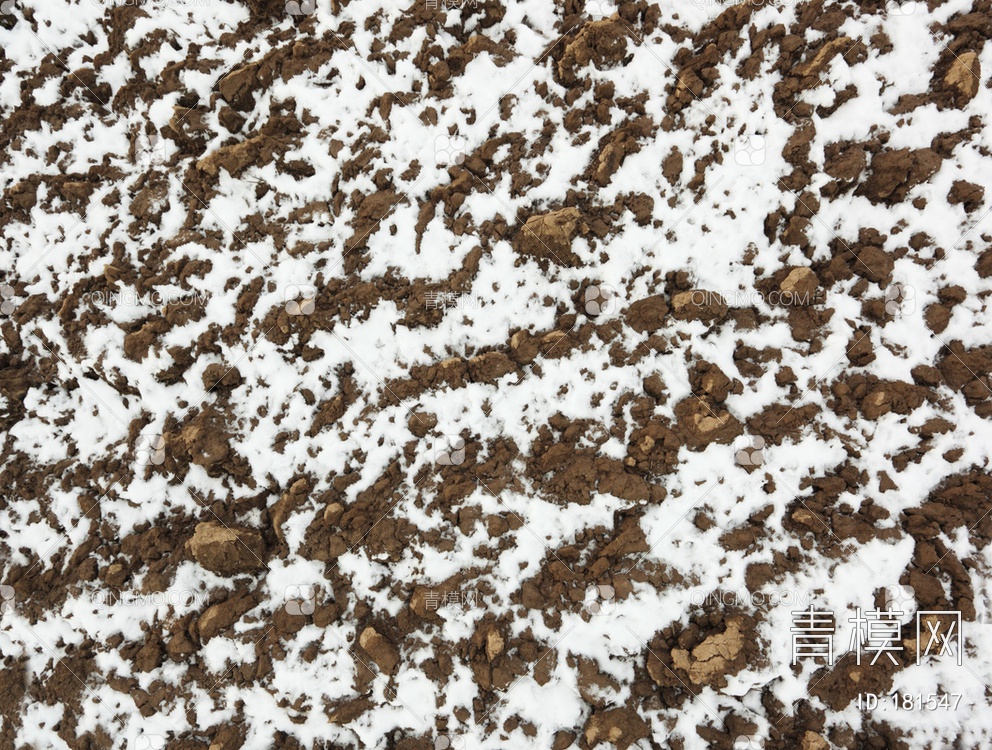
[359, 626, 400, 674]
[408, 411, 436, 438]
[779, 267, 819, 306]
[514, 208, 585, 266]
[202, 363, 242, 391]
[186, 521, 266, 576]
[624, 295, 669, 333]
[670, 290, 728, 322]
[944, 51, 981, 102]
[486, 629, 505, 661]
[802, 731, 830, 750]
[583, 707, 650, 749]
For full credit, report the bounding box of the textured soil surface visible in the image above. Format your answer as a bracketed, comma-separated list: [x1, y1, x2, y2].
[1, 0, 992, 748]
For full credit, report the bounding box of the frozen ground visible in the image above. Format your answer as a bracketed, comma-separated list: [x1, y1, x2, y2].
[1, 0, 992, 748]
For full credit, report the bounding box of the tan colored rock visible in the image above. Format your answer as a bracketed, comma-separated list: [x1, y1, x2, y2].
[198, 604, 231, 641]
[207, 726, 245, 750]
[509, 330, 540, 363]
[671, 648, 691, 672]
[650, 618, 752, 689]
[170, 105, 208, 133]
[323, 502, 344, 524]
[796, 36, 853, 77]
[8, 180, 37, 210]
[674, 398, 743, 449]
[576, 657, 621, 708]
[862, 148, 942, 204]
[218, 62, 264, 110]
[510, 331, 529, 349]
[671, 290, 728, 322]
[198, 593, 256, 640]
[196, 134, 281, 177]
[186, 521, 266, 576]
[173, 411, 232, 468]
[862, 389, 891, 420]
[359, 626, 400, 674]
[779, 267, 820, 306]
[130, 183, 169, 219]
[944, 51, 981, 101]
[694, 411, 732, 434]
[688, 618, 745, 684]
[558, 20, 629, 85]
[409, 586, 444, 621]
[583, 707, 650, 749]
[802, 731, 830, 750]
[326, 697, 371, 725]
[515, 208, 585, 266]
[486, 629, 504, 661]
[270, 478, 309, 542]
[468, 351, 516, 383]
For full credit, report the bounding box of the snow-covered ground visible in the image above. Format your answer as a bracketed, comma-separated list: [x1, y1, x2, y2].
[1, 0, 991, 748]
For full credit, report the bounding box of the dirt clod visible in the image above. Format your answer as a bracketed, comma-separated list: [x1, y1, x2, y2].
[186, 522, 267, 576]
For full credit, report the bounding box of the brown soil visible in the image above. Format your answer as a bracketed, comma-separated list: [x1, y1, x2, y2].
[0, 0, 989, 748]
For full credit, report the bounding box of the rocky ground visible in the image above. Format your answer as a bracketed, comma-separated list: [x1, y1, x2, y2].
[1, 0, 992, 748]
